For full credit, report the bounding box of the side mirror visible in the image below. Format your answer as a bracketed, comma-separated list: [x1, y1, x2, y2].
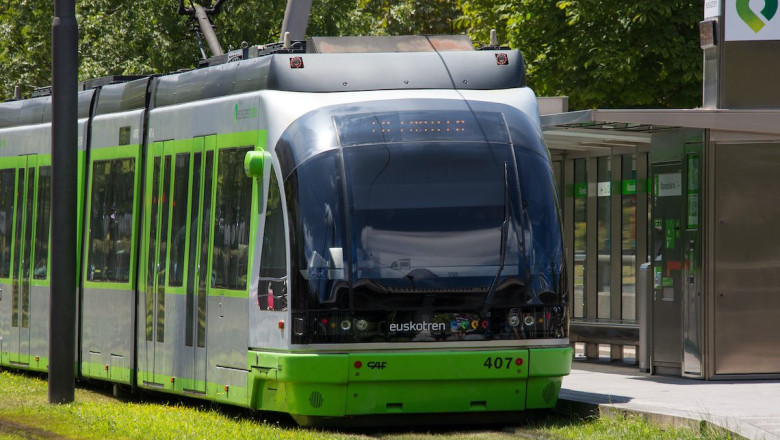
[244, 150, 271, 178]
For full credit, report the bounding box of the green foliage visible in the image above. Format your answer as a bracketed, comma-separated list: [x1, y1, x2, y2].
[358, 0, 461, 35]
[0, 0, 702, 109]
[0, 0, 53, 98]
[460, 0, 702, 109]
[78, 0, 197, 78]
[0, 0, 198, 99]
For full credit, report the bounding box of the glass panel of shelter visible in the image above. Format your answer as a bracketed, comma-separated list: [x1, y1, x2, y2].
[562, 153, 647, 325]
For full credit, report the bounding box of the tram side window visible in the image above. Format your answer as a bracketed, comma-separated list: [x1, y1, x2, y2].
[87, 158, 135, 282]
[212, 147, 253, 290]
[33, 167, 51, 279]
[0, 169, 15, 278]
[259, 170, 287, 311]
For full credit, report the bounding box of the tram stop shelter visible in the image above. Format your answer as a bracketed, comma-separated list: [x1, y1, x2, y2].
[536, 0, 780, 380]
[540, 104, 780, 380]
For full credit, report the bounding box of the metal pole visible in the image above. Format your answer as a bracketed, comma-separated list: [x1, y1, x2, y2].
[193, 4, 224, 57]
[49, 0, 78, 404]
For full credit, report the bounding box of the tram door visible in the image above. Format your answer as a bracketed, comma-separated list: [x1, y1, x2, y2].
[181, 137, 214, 394]
[144, 139, 212, 390]
[5, 156, 48, 366]
[144, 143, 168, 384]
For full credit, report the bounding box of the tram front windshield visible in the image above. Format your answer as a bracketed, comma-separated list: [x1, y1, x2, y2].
[346, 141, 516, 299]
[279, 101, 565, 343]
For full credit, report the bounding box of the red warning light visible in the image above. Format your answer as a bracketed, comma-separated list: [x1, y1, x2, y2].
[290, 57, 304, 69]
[515, 358, 523, 366]
[495, 53, 509, 66]
[545, 313, 551, 319]
[354, 361, 363, 369]
[278, 320, 285, 330]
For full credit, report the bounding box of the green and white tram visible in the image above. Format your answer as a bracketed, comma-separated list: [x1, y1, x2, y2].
[0, 35, 571, 425]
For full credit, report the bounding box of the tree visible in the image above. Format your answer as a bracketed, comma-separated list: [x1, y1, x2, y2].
[77, 0, 197, 79]
[0, 0, 53, 97]
[358, 0, 461, 35]
[0, 0, 199, 99]
[459, 0, 703, 109]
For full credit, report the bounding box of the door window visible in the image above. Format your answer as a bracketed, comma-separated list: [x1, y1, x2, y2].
[33, 167, 51, 280]
[86, 159, 135, 282]
[0, 169, 16, 278]
[212, 147, 253, 290]
[168, 153, 191, 287]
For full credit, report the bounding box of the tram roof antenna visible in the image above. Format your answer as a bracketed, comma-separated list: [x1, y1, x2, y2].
[279, 0, 313, 42]
[178, 0, 226, 57]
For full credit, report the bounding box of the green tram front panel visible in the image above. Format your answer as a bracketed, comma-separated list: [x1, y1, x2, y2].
[247, 347, 572, 420]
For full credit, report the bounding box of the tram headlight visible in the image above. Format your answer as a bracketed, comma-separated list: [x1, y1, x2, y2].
[340, 319, 352, 331]
[508, 314, 521, 327]
[524, 315, 535, 327]
[355, 319, 368, 331]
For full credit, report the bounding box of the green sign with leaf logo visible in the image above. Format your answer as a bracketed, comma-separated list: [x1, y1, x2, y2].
[737, 0, 778, 32]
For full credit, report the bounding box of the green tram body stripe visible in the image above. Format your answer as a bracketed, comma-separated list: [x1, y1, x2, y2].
[0, 352, 48, 373]
[135, 372, 250, 408]
[81, 361, 134, 385]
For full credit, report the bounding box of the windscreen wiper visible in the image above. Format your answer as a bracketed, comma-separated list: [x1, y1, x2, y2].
[479, 162, 510, 316]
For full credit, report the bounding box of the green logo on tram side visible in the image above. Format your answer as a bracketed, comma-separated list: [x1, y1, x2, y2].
[233, 104, 258, 125]
[737, 0, 778, 32]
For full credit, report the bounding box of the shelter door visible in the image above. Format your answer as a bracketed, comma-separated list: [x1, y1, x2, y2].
[181, 137, 214, 393]
[651, 161, 683, 374]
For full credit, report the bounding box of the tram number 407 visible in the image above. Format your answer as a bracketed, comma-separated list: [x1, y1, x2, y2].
[483, 356, 522, 369]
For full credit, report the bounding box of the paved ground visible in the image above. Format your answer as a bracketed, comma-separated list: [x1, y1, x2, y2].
[560, 359, 780, 440]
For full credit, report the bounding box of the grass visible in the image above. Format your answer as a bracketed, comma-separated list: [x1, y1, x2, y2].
[0, 369, 735, 440]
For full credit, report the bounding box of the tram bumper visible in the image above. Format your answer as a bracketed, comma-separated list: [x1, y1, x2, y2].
[249, 346, 572, 422]
[345, 347, 571, 415]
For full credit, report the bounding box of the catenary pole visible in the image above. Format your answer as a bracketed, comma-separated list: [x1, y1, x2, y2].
[279, 0, 313, 42]
[193, 3, 224, 56]
[49, 0, 78, 404]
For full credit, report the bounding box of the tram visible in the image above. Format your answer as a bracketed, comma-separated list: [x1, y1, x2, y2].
[0, 35, 571, 424]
